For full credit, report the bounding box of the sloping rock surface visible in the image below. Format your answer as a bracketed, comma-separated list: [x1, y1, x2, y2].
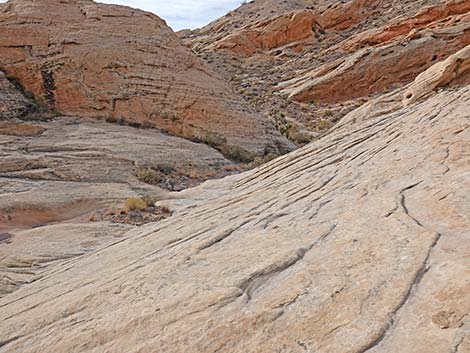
[0, 117, 234, 229]
[0, 222, 132, 297]
[0, 0, 291, 155]
[0, 52, 468, 352]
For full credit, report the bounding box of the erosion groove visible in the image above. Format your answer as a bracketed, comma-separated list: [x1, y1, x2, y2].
[0, 1, 469, 353]
[0, 80, 468, 352]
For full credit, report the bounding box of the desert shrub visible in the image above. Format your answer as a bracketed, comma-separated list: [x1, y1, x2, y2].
[274, 116, 292, 136]
[225, 145, 256, 163]
[249, 153, 277, 168]
[142, 194, 158, 208]
[323, 109, 333, 117]
[203, 132, 227, 148]
[137, 168, 159, 184]
[124, 197, 147, 212]
[315, 119, 335, 131]
[286, 125, 313, 144]
[34, 95, 49, 113]
[51, 108, 62, 117]
[155, 164, 175, 175]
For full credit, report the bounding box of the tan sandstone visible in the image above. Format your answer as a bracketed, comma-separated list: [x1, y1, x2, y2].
[0, 44, 469, 353]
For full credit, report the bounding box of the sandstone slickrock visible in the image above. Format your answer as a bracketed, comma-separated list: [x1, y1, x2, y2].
[211, 10, 320, 55]
[0, 0, 292, 156]
[0, 46, 469, 353]
[0, 222, 132, 297]
[0, 117, 235, 229]
[207, 0, 385, 55]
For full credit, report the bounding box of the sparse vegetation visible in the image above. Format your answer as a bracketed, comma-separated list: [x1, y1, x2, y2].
[323, 109, 333, 117]
[124, 197, 148, 212]
[202, 132, 228, 148]
[315, 119, 335, 132]
[34, 95, 49, 113]
[137, 167, 159, 184]
[142, 194, 158, 208]
[0, 122, 46, 137]
[225, 145, 256, 163]
[273, 113, 293, 136]
[248, 153, 277, 168]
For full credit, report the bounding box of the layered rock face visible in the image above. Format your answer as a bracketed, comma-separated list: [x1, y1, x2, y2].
[0, 117, 235, 230]
[0, 0, 291, 156]
[0, 116, 239, 297]
[183, 0, 470, 135]
[279, 0, 470, 103]
[0, 45, 469, 353]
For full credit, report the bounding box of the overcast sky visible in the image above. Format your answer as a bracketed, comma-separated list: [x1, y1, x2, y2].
[0, 0, 241, 30]
[100, 0, 242, 30]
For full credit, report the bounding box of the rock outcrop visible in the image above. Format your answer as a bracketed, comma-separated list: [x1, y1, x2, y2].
[0, 117, 235, 230]
[279, 0, 470, 103]
[0, 0, 292, 156]
[0, 45, 469, 353]
[0, 71, 33, 119]
[183, 0, 470, 136]
[211, 10, 320, 55]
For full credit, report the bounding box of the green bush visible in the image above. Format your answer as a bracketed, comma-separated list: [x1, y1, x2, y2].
[225, 145, 255, 163]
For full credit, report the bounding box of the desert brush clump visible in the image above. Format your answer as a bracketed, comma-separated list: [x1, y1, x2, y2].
[136, 167, 159, 184]
[124, 197, 148, 212]
[225, 145, 256, 163]
[315, 119, 335, 132]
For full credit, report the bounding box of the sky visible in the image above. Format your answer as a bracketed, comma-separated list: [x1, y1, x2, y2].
[0, 0, 242, 30]
[99, 0, 242, 30]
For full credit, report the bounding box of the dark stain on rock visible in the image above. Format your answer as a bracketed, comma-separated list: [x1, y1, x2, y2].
[41, 70, 56, 105]
[0, 232, 13, 244]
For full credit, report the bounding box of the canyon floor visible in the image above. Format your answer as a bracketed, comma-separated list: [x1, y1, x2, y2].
[0, 0, 469, 352]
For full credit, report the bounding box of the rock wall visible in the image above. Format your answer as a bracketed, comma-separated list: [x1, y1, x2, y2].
[0, 0, 292, 156]
[279, 0, 470, 103]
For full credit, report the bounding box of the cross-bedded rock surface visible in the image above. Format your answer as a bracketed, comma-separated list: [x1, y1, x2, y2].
[0, 46, 469, 352]
[0, 117, 236, 230]
[0, 0, 292, 157]
[182, 0, 470, 141]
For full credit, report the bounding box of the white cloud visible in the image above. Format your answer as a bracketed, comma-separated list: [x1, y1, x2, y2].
[0, 0, 240, 30]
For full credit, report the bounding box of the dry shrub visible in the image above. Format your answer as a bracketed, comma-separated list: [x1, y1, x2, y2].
[0, 122, 45, 137]
[124, 197, 148, 212]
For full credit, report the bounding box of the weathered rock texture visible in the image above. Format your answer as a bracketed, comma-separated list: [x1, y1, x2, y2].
[0, 222, 132, 297]
[279, 0, 470, 103]
[0, 0, 291, 156]
[211, 10, 320, 55]
[0, 46, 469, 352]
[0, 117, 234, 229]
[183, 0, 470, 137]
[0, 71, 33, 119]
